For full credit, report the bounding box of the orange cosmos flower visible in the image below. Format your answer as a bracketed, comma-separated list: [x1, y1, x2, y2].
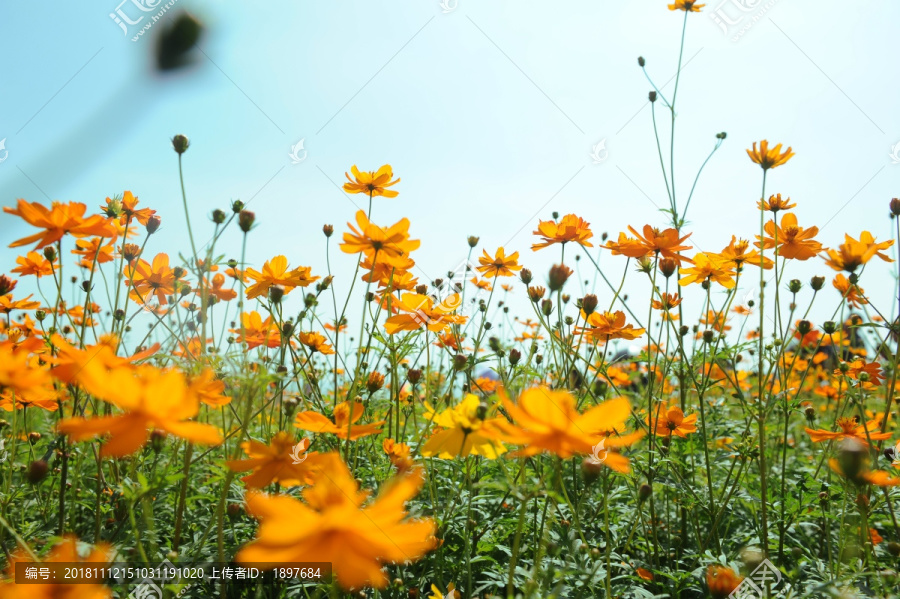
[805, 416, 891, 446]
[757, 213, 822, 260]
[0, 343, 53, 398]
[360, 252, 415, 285]
[294, 399, 384, 440]
[578, 310, 646, 344]
[531, 214, 594, 250]
[717, 236, 772, 270]
[189, 369, 230, 407]
[340, 211, 421, 267]
[829, 457, 900, 487]
[11, 251, 56, 278]
[678, 253, 735, 288]
[230, 311, 282, 349]
[343, 164, 401, 198]
[822, 231, 894, 273]
[236, 453, 436, 590]
[244, 256, 319, 300]
[0, 294, 40, 314]
[0, 536, 113, 598]
[384, 293, 467, 334]
[102, 190, 156, 225]
[607, 225, 693, 264]
[48, 334, 158, 384]
[870, 528, 883, 545]
[648, 403, 697, 438]
[706, 565, 743, 598]
[297, 331, 335, 354]
[383, 438, 414, 473]
[832, 274, 867, 308]
[72, 237, 115, 269]
[421, 394, 507, 459]
[746, 140, 794, 170]
[476, 247, 522, 278]
[838, 359, 884, 386]
[57, 364, 223, 457]
[700, 310, 731, 333]
[226, 432, 321, 488]
[469, 277, 492, 291]
[204, 272, 237, 302]
[324, 320, 348, 333]
[669, 0, 705, 11]
[125, 252, 181, 305]
[3, 200, 116, 250]
[0, 384, 59, 412]
[0, 275, 16, 296]
[757, 193, 796, 212]
[485, 387, 642, 469]
[651, 293, 682, 312]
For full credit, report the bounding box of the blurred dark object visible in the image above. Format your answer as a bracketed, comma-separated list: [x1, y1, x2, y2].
[155, 12, 204, 72]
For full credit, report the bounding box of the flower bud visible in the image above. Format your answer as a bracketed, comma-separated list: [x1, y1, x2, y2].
[638, 483, 652, 503]
[548, 264, 573, 291]
[648, 90, 657, 103]
[891, 198, 900, 216]
[508, 348, 521, 365]
[26, 460, 49, 484]
[467, 236, 480, 248]
[797, 320, 812, 335]
[407, 369, 422, 384]
[638, 56, 646, 67]
[0, 275, 16, 297]
[520, 268, 533, 284]
[452, 354, 468, 371]
[366, 371, 385, 394]
[238, 210, 255, 233]
[541, 298, 553, 316]
[789, 279, 802, 293]
[837, 438, 866, 484]
[171, 134, 190, 154]
[659, 258, 677, 278]
[150, 429, 167, 453]
[323, 224, 334, 237]
[810, 275, 825, 291]
[146, 215, 161, 234]
[527, 286, 545, 303]
[581, 457, 603, 484]
[232, 200, 245, 214]
[581, 294, 598, 316]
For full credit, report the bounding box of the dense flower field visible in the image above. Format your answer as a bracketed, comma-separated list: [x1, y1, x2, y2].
[2, 2, 900, 598]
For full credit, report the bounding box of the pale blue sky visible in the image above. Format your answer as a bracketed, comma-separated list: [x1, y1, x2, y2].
[1, 0, 899, 344]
